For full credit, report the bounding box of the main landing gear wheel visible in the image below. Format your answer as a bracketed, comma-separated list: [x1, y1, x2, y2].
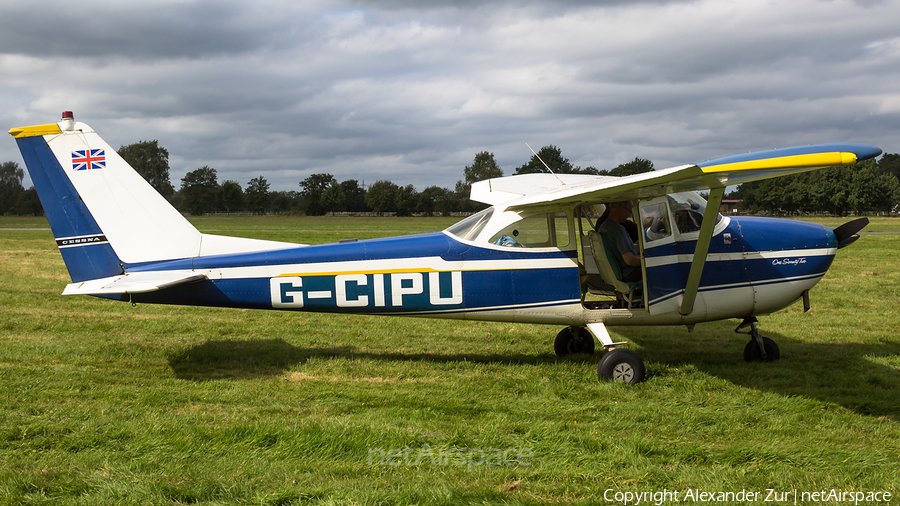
[554, 326, 595, 357]
[597, 348, 645, 384]
[743, 337, 780, 362]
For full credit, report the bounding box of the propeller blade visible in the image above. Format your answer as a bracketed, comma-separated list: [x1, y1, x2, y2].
[833, 217, 869, 248]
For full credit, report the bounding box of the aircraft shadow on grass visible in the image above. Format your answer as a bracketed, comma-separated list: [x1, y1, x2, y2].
[167, 327, 900, 420]
[617, 325, 900, 420]
[166, 338, 569, 382]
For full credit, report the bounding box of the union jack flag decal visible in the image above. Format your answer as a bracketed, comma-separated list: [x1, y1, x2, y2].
[72, 149, 106, 171]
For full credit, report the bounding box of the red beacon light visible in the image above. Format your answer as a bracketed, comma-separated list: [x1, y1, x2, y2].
[60, 111, 75, 131]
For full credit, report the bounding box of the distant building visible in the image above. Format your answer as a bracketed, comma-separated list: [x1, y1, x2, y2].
[719, 199, 742, 214]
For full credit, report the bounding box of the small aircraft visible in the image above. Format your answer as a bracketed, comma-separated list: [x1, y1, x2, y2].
[10, 112, 881, 384]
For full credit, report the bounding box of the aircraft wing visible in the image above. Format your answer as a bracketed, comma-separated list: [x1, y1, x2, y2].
[62, 270, 208, 296]
[471, 143, 882, 209]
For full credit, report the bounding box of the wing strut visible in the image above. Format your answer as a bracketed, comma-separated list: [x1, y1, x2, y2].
[680, 187, 725, 316]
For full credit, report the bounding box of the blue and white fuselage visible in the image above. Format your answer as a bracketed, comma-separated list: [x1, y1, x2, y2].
[103, 213, 839, 330]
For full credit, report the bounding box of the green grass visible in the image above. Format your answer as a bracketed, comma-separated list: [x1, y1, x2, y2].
[1, 216, 899, 505]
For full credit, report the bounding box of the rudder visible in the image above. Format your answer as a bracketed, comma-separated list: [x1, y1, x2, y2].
[13, 125, 123, 283]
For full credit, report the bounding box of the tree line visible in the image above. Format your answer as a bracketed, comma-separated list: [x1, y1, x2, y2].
[1, 142, 652, 216]
[0, 161, 43, 215]
[2, 140, 897, 216]
[728, 155, 900, 215]
[292, 145, 643, 216]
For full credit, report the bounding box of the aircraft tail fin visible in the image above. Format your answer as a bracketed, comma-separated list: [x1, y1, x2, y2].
[11, 114, 134, 282]
[10, 112, 297, 284]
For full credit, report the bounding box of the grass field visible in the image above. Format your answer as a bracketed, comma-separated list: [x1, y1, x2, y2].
[1, 215, 899, 505]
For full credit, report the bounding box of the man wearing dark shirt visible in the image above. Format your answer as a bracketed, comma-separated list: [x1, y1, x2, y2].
[597, 201, 642, 282]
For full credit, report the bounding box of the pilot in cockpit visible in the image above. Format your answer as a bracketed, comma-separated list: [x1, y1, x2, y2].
[597, 201, 642, 283]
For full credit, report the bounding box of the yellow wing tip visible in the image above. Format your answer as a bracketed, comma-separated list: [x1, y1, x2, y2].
[701, 152, 858, 174]
[8, 123, 62, 138]
[840, 152, 858, 165]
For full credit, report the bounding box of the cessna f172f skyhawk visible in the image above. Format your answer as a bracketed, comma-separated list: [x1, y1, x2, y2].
[10, 112, 881, 383]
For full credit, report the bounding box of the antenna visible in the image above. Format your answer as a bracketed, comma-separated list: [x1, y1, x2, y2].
[524, 142, 564, 185]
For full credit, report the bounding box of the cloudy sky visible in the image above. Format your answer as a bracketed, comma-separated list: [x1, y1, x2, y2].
[2, 0, 899, 192]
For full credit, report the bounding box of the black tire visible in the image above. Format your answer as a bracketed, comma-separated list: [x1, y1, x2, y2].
[597, 348, 645, 384]
[553, 326, 595, 357]
[743, 337, 780, 362]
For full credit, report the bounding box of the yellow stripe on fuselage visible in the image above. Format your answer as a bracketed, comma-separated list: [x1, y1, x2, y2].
[272, 258, 574, 279]
[8, 123, 63, 138]
[700, 152, 857, 174]
[276, 267, 444, 278]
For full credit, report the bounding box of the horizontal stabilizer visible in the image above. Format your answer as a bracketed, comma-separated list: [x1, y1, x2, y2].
[62, 270, 208, 296]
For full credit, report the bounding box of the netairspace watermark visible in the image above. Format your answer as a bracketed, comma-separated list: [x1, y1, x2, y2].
[603, 488, 893, 505]
[368, 444, 532, 472]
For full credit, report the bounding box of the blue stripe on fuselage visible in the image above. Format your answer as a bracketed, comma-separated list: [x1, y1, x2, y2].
[126, 232, 575, 272]
[130, 233, 582, 315]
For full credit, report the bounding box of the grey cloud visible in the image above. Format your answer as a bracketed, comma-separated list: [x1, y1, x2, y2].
[0, 1, 317, 60]
[2, 0, 899, 193]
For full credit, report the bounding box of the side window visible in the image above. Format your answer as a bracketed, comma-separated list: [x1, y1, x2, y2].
[490, 212, 570, 248]
[640, 202, 672, 243]
[552, 212, 570, 248]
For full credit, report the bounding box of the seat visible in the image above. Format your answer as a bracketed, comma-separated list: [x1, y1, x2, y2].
[587, 231, 642, 308]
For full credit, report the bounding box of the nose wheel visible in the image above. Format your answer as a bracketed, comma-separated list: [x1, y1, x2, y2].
[736, 317, 780, 362]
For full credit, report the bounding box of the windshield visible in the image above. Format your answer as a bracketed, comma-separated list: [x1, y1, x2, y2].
[445, 208, 493, 241]
[667, 192, 722, 234]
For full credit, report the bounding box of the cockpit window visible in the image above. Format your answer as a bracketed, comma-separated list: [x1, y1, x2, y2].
[641, 202, 672, 242]
[445, 208, 493, 241]
[490, 212, 570, 249]
[668, 192, 722, 234]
